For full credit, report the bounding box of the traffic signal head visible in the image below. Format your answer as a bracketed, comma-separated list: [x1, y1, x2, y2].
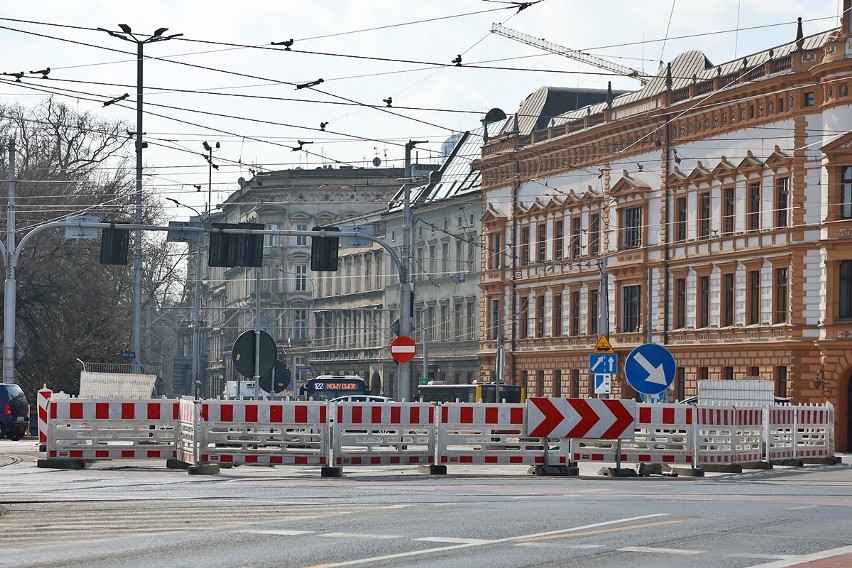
[208, 222, 264, 267]
[100, 225, 131, 265]
[310, 226, 340, 271]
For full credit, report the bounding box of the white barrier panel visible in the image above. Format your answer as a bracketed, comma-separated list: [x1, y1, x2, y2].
[794, 404, 834, 459]
[766, 405, 796, 461]
[332, 402, 434, 466]
[573, 403, 694, 466]
[36, 388, 53, 446]
[696, 406, 763, 465]
[47, 398, 179, 460]
[178, 398, 199, 465]
[198, 400, 327, 466]
[437, 403, 568, 466]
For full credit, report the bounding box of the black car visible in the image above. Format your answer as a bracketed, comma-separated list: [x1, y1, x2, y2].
[0, 384, 30, 441]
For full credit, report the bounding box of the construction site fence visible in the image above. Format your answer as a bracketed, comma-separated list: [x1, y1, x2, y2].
[39, 395, 835, 473]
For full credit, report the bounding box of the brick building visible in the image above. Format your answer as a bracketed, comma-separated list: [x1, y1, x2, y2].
[478, 7, 852, 451]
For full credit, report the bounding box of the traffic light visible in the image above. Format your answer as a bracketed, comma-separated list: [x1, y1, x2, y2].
[99, 225, 131, 265]
[208, 222, 264, 267]
[310, 226, 340, 271]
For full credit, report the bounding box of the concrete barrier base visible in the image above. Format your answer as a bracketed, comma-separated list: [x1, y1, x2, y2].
[166, 458, 190, 470]
[321, 466, 343, 477]
[188, 463, 220, 475]
[699, 463, 742, 473]
[528, 464, 578, 476]
[418, 464, 447, 475]
[598, 467, 637, 477]
[37, 458, 86, 470]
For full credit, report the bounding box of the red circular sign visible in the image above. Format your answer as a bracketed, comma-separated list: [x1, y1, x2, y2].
[390, 335, 416, 363]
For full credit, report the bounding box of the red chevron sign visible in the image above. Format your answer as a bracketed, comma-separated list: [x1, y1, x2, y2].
[526, 397, 636, 439]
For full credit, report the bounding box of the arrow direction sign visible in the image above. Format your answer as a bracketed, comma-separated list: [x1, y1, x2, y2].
[589, 353, 618, 374]
[624, 343, 676, 395]
[526, 397, 636, 439]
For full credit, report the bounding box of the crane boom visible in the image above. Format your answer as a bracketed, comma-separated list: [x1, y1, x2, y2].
[491, 23, 650, 85]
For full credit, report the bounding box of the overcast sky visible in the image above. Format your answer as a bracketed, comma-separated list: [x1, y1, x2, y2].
[0, 0, 843, 220]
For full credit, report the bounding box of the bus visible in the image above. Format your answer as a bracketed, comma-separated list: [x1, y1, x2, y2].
[299, 375, 370, 401]
[416, 382, 526, 404]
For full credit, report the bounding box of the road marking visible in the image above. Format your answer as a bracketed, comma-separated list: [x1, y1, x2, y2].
[415, 537, 493, 545]
[322, 532, 402, 539]
[729, 553, 798, 560]
[519, 519, 685, 543]
[748, 545, 852, 568]
[618, 546, 703, 555]
[306, 513, 670, 568]
[234, 529, 314, 536]
[785, 506, 815, 510]
[516, 543, 604, 549]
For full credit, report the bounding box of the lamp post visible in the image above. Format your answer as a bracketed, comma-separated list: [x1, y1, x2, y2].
[99, 24, 182, 371]
[202, 141, 219, 217]
[166, 197, 203, 398]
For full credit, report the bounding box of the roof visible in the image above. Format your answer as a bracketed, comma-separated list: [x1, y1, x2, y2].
[511, 86, 627, 135]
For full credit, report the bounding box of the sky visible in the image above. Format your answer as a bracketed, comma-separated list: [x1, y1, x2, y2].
[0, 0, 844, 222]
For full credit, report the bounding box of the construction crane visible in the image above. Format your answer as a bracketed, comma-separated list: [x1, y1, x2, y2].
[491, 23, 651, 85]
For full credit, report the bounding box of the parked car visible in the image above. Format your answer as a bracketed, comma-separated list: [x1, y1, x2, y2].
[0, 384, 30, 441]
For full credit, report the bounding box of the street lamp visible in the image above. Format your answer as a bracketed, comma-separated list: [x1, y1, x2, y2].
[202, 141, 220, 217]
[99, 25, 182, 371]
[166, 197, 203, 398]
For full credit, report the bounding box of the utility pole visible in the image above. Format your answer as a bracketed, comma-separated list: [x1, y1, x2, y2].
[399, 139, 426, 402]
[99, 25, 182, 372]
[3, 139, 16, 384]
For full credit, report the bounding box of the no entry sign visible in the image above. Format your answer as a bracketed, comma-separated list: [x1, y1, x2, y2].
[390, 335, 416, 363]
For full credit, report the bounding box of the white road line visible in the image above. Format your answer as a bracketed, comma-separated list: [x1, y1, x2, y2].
[618, 546, 704, 555]
[747, 545, 852, 568]
[785, 506, 815, 510]
[415, 537, 493, 545]
[309, 513, 669, 567]
[515, 543, 604, 549]
[234, 529, 314, 536]
[321, 532, 403, 539]
[729, 553, 798, 560]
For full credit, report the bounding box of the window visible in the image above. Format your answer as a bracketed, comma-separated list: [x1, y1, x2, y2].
[265, 224, 280, 247]
[294, 309, 307, 340]
[723, 273, 735, 327]
[775, 177, 789, 228]
[675, 277, 686, 328]
[295, 264, 308, 292]
[723, 366, 734, 380]
[675, 197, 687, 242]
[441, 242, 449, 275]
[466, 300, 476, 340]
[535, 295, 545, 337]
[588, 289, 599, 336]
[536, 223, 547, 263]
[552, 292, 562, 336]
[675, 367, 685, 401]
[722, 187, 735, 235]
[536, 370, 544, 397]
[748, 182, 761, 232]
[748, 269, 761, 325]
[429, 243, 437, 276]
[842, 166, 852, 219]
[456, 238, 465, 271]
[775, 267, 788, 323]
[570, 369, 580, 398]
[571, 216, 582, 258]
[698, 192, 711, 239]
[489, 232, 502, 270]
[699, 367, 709, 381]
[553, 221, 563, 260]
[553, 370, 562, 398]
[489, 298, 500, 340]
[570, 291, 580, 336]
[620, 284, 641, 332]
[519, 297, 530, 338]
[775, 366, 788, 398]
[589, 213, 600, 256]
[841, 261, 852, 319]
[698, 275, 710, 328]
[622, 206, 642, 249]
[804, 91, 816, 106]
[520, 227, 530, 265]
[295, 223, 308, 246]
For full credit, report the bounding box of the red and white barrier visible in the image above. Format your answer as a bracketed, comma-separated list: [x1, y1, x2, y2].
[793, 404, 834, 459]
[46, 398, 179, 461]
[36, 388, 53, 446]
[436, 403, 568, 466]
[198, 400, 327, 466]
[696, 405, 764, 465]
[178, 398, 200, 465]
[332, 402, 434, 466]
[573, 403, 694, 466]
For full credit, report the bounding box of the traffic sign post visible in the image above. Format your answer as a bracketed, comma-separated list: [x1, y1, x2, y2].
[390, 335, 416, 364]
[624, 343, 676, 395]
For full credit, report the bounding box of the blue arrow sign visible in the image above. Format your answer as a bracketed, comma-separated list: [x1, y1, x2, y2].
[624, 343, 676, 395]
[589, 353, 618, 374]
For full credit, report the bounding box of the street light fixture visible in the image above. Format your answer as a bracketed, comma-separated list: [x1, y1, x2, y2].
[99, 24, 182, 372]
[202, 141, 220, 219]
[165, 197, 203, 399]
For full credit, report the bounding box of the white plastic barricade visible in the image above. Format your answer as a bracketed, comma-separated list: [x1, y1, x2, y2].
[766, 405, 796, 461]
[198, 400, 327, 466]
[696, 406, 763, 465]
[332, 402, 434, 466]
[36, 388, 53, 446]
[794, 404, 834, 459]
[437, 403, 568, 466]
[47, 398, 179, 461]
[572, 403, 694, 466]
[178, 398, 200, 465]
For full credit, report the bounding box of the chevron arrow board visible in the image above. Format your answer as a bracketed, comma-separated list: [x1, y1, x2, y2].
[526, 397, 637, 439]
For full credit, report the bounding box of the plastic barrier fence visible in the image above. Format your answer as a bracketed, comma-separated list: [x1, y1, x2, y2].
[178, 398, 199, 465]
[695, 406, 764, 465]
[793, 404, 834, 459]
[437, 403, 568, 466]
[46, 398, 179, 461]
[36, 388, 53, 445]
[198, 400, 327, 466]
[572, 403, 694, 466]
[332, 402, 434, 466]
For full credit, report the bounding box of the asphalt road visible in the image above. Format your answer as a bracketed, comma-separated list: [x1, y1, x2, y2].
[1, 439, 851, 568]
